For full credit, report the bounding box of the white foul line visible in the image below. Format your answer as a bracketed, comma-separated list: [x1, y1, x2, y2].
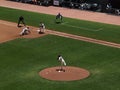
[61, 22, 103, 31]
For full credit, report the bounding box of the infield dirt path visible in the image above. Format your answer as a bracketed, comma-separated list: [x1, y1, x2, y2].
[0, 0, 120, 48]
[1, 20, 120, 48]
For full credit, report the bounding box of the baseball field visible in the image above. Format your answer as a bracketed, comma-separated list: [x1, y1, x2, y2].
[0, 5, 120, 90]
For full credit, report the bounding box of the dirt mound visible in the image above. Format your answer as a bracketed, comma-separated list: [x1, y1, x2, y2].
[39, 66, 90, 81]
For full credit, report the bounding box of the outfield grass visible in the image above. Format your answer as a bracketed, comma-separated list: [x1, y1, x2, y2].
[0, 6, 120, 43]
[0, 35, 120, 90]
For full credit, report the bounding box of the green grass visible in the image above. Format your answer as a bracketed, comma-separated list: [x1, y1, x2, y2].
[0, 6, 120, 90]
[0, 35, 120, 90]
[0, 6, 120, 43]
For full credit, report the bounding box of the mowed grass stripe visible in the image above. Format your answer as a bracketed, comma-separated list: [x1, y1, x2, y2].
[0, 6, 120, 43]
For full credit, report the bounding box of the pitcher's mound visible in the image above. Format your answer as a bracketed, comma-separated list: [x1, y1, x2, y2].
[39, 66, 90, 81]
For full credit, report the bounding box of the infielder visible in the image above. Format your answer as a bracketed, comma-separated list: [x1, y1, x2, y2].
[37, 22, 45, 34]
[55, 13, 63, 23]
[57, 55, 66, 72]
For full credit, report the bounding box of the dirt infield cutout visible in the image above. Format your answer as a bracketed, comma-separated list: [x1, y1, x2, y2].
[0, 20, 47, 43]
[0, 20, 120, 48]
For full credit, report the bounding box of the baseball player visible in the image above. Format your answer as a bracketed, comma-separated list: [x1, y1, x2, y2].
[56, 13, 62, 20]
[20, 27, 31, 36]
[57, 55, 66, 72]
[37, 22, 45, 34]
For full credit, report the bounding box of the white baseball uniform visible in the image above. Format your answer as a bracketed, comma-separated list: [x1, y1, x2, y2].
[58, 56, 66, 66]
[20, 27, 30, 35]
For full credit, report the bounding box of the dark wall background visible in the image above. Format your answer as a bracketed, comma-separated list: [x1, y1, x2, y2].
[85, 0, 109, 12]
[85, 0, 120, 11]
[109, 0, 120, 9]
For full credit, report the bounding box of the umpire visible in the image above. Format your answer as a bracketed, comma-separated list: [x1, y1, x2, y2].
[17, 16, 26, 27]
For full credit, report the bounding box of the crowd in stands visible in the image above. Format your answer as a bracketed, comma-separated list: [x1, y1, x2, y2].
[10, 0, 120, 15]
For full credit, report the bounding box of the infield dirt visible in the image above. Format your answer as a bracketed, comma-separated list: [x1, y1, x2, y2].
[0, 20, 120, 48]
